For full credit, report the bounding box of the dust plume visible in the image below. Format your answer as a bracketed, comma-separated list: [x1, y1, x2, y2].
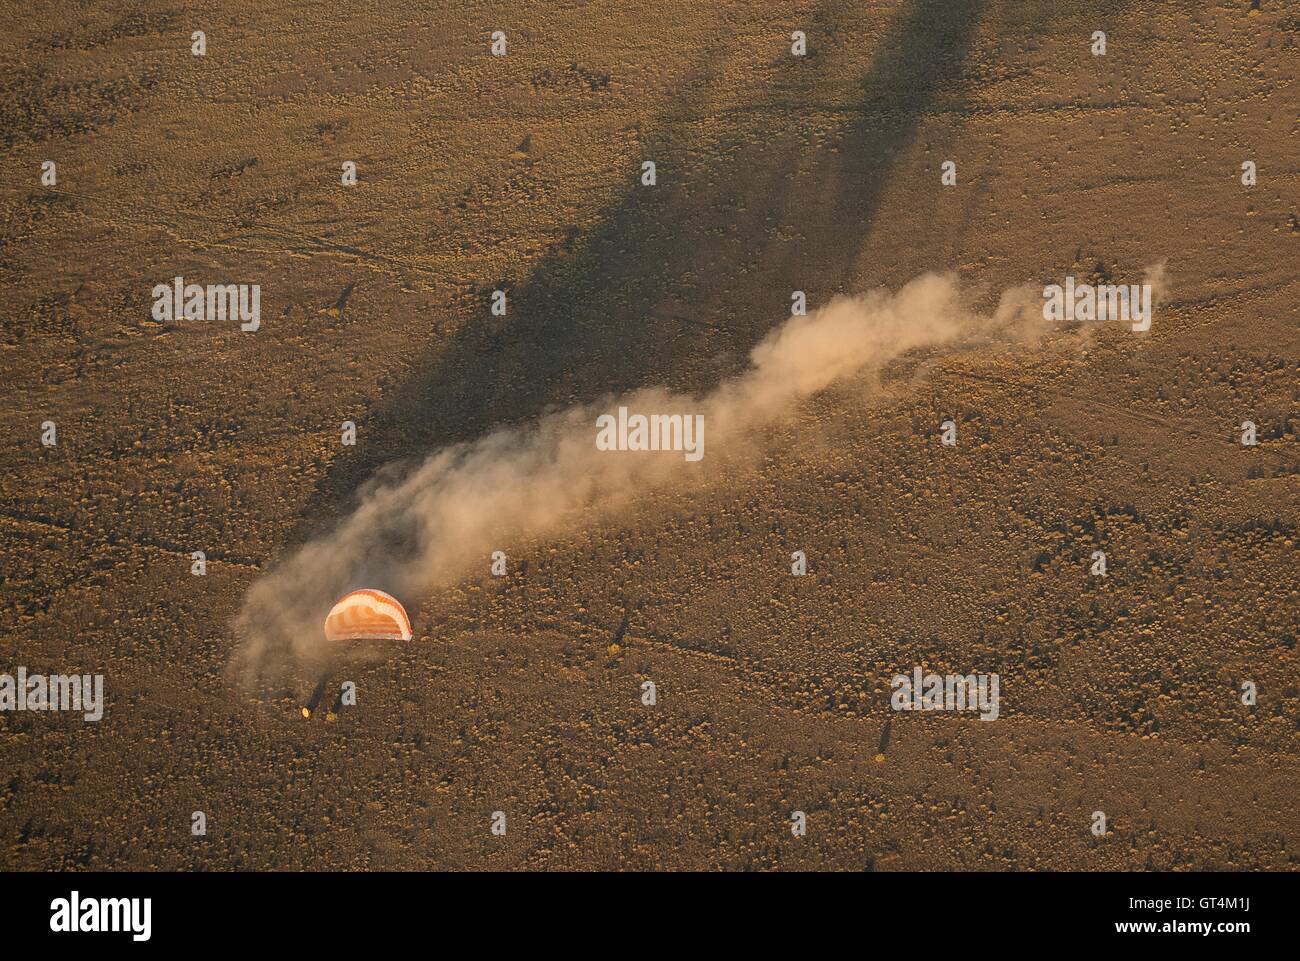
[231, 272, 1080, 681]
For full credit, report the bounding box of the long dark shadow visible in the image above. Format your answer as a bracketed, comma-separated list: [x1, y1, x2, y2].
[297, 0, 991, 544]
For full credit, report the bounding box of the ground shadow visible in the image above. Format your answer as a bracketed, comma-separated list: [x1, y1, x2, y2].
[277, 0, 1003, 589]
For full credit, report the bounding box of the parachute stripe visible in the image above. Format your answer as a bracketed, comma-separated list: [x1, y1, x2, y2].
[323, 589, 412, 642]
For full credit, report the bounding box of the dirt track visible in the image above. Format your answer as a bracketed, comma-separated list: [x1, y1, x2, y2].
[1, 0, 1297, 869]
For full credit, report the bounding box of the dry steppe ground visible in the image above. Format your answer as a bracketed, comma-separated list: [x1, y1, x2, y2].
[1, 0, 1297, 869]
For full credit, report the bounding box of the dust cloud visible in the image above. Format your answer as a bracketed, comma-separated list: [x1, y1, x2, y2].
[233, 271, 1127, 681]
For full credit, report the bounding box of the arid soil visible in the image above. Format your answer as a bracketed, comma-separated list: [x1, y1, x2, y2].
[1, 0, 1297, 870]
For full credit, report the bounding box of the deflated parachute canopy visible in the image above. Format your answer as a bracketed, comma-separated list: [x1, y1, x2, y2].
[324, 589, 412, 642]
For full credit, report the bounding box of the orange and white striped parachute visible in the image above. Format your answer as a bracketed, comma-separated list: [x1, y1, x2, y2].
[323, 589, 412, 642]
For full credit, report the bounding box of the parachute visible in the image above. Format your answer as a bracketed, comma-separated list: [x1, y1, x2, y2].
[323, 589, 412, 642]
